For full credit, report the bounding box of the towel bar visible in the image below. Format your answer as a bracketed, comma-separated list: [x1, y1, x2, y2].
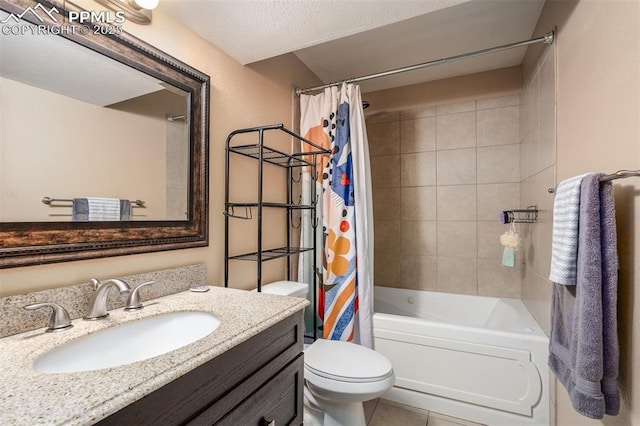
[41, 197, 146, 207]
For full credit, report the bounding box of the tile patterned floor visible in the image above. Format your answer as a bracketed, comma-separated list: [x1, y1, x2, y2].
[364, 399, 485, 426]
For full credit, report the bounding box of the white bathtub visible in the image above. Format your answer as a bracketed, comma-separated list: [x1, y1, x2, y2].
[373, 286, 549, 426]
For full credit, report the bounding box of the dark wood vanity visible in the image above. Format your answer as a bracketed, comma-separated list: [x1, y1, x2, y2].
[97, 310, 304, 426]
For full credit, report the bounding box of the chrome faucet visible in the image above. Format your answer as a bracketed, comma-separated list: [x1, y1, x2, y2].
[83, 278, 131, 320]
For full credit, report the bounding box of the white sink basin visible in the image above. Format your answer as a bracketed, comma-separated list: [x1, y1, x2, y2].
[34, 311, 220, 374]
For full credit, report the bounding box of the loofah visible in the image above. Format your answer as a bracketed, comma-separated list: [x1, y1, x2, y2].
[499, 223, 521, 250]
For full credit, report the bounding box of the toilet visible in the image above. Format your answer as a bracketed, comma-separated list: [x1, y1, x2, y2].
[257, 281, 395, 426]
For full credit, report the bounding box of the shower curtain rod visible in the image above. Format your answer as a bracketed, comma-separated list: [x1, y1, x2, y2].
[295, 31, 555, 96]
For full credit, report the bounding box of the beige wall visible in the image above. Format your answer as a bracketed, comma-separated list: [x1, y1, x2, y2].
[364, 66, 522, 115]
[1, 77, 168, 221]
[366, 93, 523, 297]
[523, 1, 640, 425]
[0, 4, 321, 296]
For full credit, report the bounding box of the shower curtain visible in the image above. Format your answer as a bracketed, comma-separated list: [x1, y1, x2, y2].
[298, 83, 374, 348]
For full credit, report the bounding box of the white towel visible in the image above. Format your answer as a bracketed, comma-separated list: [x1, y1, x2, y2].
[87, 197, 121, 221]
[549, 173, 589, 284]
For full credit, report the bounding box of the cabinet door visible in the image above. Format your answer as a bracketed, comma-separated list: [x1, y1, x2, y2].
[212, 355, 304, 426]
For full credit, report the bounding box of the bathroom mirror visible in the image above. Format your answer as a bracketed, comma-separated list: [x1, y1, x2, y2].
[0, 0, 209, 268]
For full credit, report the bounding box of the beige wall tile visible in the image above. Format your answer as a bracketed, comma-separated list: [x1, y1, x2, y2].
[436, 111, 477, 150]
[367, 121, 400, 156]
[536, 273, 553, 335]
[477, 94, 520, 110]
[521, 267, 553, 337]
[532, 221, 554, 280]
[374, 250, 401, 287]
[401, 186, 436, 220]
[375, 220, 401, 254]
[401, 117, 436, 153]
[437, 257, 478, 294]
[520, 72, 539, 140]
[400, 255, 437, 291]
[477, 183, 520, 221]
[368, 95, 525, 299]
[477, 106, 520, 147]
[401, 220, 437, 255]
[520, 125, 538, 180]
[477, 144, 520, 184]
[371, 154, 400, 188]
[437, 100, 476, 115]
[478, 259, 521, 298]
[437, 185, 477, 221]
[437, 221, 477, 258]
[373, 187, 401, 221]
[365, 111, 400, 124]
[401, 152, 436, 187]
[521, 265, 538, 317]
[521, 165, 555, 278]
[437, 148, 476, 185]
[537, 49, 556, 172]
[400, 105, 436, 120]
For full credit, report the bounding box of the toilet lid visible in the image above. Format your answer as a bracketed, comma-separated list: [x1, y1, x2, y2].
[304, 339, 393, 382]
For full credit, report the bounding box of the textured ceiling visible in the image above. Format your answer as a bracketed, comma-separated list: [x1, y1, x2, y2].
[161, 0, 471, 64]
[162, 0, 546, 93]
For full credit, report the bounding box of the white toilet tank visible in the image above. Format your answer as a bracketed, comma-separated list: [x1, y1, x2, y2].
[253, 280, 309, 298]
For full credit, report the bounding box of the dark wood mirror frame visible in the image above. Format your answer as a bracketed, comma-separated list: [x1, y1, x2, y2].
[0, 0, 209, 268]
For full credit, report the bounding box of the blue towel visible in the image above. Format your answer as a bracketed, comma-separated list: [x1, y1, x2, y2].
[549, 173, 589, 284]
[548, 173, 619, 419]
[72, 198, 89, 221]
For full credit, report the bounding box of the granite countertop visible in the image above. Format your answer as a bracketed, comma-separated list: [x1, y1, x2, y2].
[0, 286, 308, 426]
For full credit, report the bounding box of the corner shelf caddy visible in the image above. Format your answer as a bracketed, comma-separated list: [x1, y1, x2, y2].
[224, 123, 330, 341]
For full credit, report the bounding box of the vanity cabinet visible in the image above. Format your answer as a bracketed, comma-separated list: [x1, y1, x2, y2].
[97, 310, 304, 426]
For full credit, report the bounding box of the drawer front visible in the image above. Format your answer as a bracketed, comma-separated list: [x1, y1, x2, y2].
[215, 354, 304, 426]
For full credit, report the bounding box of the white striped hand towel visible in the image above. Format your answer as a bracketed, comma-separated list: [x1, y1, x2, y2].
[87, 197, 121, 221]
[549, 173, 589, 284]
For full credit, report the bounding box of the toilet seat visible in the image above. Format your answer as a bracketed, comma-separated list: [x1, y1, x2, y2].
[302, 339, 395, 425]
[304, 339, 394, 383]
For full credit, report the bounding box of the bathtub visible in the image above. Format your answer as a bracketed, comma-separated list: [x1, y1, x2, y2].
[373, 286, 549, 426]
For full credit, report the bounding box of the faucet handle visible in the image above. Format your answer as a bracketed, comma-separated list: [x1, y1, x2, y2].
[124, 280, 156, 311]
[89, 278, 101, 291]
[24, 302, 73, 332]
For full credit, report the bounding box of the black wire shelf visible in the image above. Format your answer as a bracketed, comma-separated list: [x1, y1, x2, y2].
[226, 202, 315, 210]
[229, 246, 312, 262]
[228, 144, 321, 168]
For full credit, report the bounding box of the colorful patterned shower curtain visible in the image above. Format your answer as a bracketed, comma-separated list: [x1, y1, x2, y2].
[298, 83, 374, 347]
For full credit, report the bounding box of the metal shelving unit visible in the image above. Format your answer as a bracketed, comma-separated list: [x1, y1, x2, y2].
[224, 123, 330, 341]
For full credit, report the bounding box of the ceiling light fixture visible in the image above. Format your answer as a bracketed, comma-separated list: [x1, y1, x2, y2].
[94, 0, 158, 25]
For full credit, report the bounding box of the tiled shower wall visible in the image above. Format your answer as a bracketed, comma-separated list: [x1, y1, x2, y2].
[519, 41, 557, 426]
[520, 43, 557, 335]
[367, 95, 523, 297]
